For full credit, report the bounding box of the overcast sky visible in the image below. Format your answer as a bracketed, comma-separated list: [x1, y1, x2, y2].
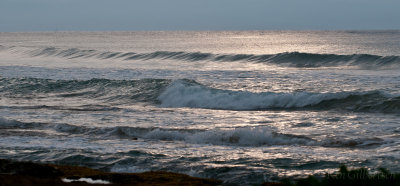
[1, 0, 399, 32]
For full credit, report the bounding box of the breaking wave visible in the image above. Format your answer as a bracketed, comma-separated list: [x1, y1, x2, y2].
[158, 80, 400, 113]
[0, 118, 386, 148]
[52, 124, 314, 146]
[0, 118, 313, 146]
[2, 46, 400, 69]
[1, 78, 399, 113]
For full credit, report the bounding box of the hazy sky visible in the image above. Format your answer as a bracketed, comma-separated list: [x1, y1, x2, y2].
[1, 0, 399, 31]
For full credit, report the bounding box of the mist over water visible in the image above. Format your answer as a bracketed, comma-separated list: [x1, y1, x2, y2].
[1, 31, 400, 185]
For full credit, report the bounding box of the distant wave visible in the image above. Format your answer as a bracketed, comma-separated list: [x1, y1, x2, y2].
[2, 46, 400, 69]
[1, 77, 399, 113]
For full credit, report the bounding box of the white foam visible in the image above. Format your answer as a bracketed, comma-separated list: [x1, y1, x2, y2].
[138, 127, 314, 146]
[158, 80, 351, 110]
[62, 178, 111, 184]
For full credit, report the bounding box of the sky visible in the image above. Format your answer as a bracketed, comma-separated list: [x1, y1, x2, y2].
[1, 0, 400, 32]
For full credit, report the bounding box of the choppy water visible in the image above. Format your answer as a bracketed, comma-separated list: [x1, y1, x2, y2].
[1, 31, 400, 185]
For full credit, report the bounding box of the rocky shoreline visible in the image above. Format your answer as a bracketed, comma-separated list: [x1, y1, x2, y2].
[0, 159, 222, 186]
[2, 159, 400, 186]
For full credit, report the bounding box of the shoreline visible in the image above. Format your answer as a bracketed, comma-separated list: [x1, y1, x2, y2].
[2, 159, 400, 185]
[0, 159, 222, 186]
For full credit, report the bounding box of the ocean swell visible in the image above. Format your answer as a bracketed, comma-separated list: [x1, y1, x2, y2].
[2, 46, 400, 69]
[0, 77, 171, 104]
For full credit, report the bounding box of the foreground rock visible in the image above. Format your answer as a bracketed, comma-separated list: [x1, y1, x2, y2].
[0, 159, 221, 186]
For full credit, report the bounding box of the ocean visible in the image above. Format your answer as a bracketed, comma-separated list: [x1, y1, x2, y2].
[0, 30, 399, 185]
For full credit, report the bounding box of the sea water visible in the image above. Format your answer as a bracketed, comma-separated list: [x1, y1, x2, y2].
[0, 31, 400, 185]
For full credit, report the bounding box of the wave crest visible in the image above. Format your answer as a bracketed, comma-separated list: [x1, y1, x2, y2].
[2, 46, 400, 69]
[158, 80, 400, 113]
[1, 77, 399, 113]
